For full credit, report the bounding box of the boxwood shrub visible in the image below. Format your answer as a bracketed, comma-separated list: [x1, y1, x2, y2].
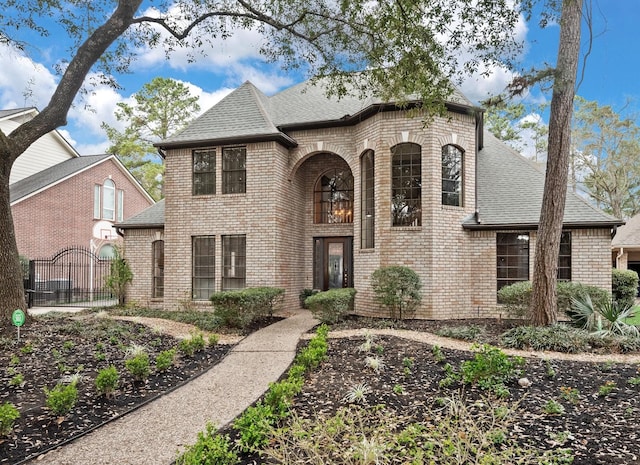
[210, 287, 285, 329]
[498, 280, 610, 319]
[305, 288, 356, 324]
[612, 268, 639, 307]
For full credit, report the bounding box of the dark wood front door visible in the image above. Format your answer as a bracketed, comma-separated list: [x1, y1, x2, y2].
[313, 237, 353, 291]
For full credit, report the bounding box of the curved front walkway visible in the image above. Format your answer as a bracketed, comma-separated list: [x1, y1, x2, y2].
[30, 310, 318, 465]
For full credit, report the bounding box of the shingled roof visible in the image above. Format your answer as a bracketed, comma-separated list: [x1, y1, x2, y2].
[462, 131, 621, 229]
[158, 80, 474, 149]
[116, 199, 165, 229]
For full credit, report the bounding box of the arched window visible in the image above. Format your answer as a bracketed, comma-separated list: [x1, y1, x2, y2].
[391, 143, 421, 226]
[152, 240, 164, 298]
[314, 168, 354, 224]
[442, 145, 463, 206]
[98, 244, 116, 259]
[94, 178, 124, 221]
[361, 150, 375, 248]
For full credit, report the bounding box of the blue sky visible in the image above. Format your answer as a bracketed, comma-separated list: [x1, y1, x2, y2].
[0, 1, 637, 156]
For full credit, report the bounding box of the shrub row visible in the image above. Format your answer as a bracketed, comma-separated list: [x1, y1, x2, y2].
[210, 287, 285, 329]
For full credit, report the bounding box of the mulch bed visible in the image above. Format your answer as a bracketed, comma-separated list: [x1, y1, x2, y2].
[0, 313, 279, 465]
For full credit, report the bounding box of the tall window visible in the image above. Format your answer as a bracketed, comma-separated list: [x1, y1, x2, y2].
[102, 179, 115, 220]
[391, 143, 421, 226]
[442, 145, 463, 206]
[192, 236, 215, 299]
[152, 240, 164, 298]
[361, 150, 375, 248]
[193, 149, 216, 195]
[497, 233, 529, 291]
[222, 147, 246, 194]
[94, 179, 123, 221]
[558, 232, 572, 281]
[314, 168, 354, 224]
[222, 235, 246, 290]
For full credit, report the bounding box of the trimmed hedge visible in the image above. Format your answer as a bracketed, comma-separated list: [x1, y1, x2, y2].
[305, 288, 356, 323]
[612, 268, 639, 307]
[498, 280, 610, 319]
[210, 287, 285, 329]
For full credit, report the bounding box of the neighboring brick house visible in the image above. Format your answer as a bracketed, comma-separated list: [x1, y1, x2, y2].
[12, 154, 154, 260]
[118, 80, 621, 318]
[612, 213, 640, 276]
[1, 107, 79, 183]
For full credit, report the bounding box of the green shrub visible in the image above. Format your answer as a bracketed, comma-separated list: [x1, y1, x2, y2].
[305, 288, 356, 323]
[299, 288, 319, 309]
[0, 402, 20, 436]
[95, 365, 119, 397]
[371, 266, 422, 319]
[498, 280, 610, 319]
[612, 268, 639, 307]
[105, 245, 133, 306]
[233, 402, 277, 453]
[155, 349, 176, 372]
[569, 294, 639, 337]
[45, 382, 78, 416]
[210, 287, 285, 329]
[436, 325, 485, 341]
[263, 377, 304, 417]
[125, 352, 151, 381]
[179, 333, 206, 357]
[176, 423, 239, 465]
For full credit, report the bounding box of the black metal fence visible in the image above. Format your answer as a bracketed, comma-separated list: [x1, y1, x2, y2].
[25, 247, 115, 307]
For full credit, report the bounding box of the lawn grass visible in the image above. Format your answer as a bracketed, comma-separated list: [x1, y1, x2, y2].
[624, 305, 640, 325]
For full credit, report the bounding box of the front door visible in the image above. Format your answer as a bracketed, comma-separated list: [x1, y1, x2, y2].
[313, 237, 353, 290]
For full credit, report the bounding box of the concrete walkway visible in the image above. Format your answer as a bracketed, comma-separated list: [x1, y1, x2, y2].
[30, 309, 318, 465]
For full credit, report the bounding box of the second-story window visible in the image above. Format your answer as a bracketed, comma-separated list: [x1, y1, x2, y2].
[391, 143, 421, 226]
[193, 149, 216, 195]
[314, 169, 354, 224]
[94, 179, 123, 221]
[222, 147, 246, 194]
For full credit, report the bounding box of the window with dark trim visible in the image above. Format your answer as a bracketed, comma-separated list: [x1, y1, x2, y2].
[442, 145, 463, 206]
[391, 143, 421, 226]
[361, 150, 375, 248]
[222, 235, 246, 290]
[193, 149, 216, 195]
[497, 233, 530, 291]
[192, 236, 215, 299]
[558, 232, 571, 281]
[314, 168, 354, 224]
[222, 147, 246, 194]
[152, 240, 164, 298]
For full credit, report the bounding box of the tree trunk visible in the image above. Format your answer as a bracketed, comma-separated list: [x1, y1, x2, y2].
[530, 0, 583, 326]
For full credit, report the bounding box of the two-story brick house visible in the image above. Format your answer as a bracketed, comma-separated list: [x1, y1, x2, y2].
[118, 80, 621, 318]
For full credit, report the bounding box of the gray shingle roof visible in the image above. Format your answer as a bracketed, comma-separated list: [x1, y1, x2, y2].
[463, 131, 621, 229]
[159, 80, 474, 148]
[116, 199, 165, 228]
[10, 154, 112, 203]
[611, 214, 638, 248]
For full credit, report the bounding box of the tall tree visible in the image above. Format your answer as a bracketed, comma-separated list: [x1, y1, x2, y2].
[0, 0, 526, 323]
[530, 0, 583, 326]
[102, 77, 200, 200]
[571, 96, 640, 218]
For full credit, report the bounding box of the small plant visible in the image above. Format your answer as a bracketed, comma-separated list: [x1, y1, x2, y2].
[95, 365, 119, 397]
[105, 245, 133, 306]
[371, 265, 422, 319]
[343, 383, 372, 404]
[628, 376, 640, 386]
[0, 402, 20, 436]
[125, 352, 151, 382]
[559, 386, 580, 404]
[155, 349, 177, 372]
[364, 355, 385, 373]
[402, 356, 414, 376]
[544, 359, 557, 379]
[598, 380, 617, 397]
[176, 423, 239, 465]
[569, 294, 639, 337]
[459, 344, 524, 395]
[543, 399, 565, 415]
[208, 334, 219, 346]
[9, 373, 24, 388]
[179, 333, 206, 357]
[233, 402, 277, 453]
[20, 343, 34, 355]
[45, 382, 78, 416]
[431, 345, 446, 363]
[94, 351, 106, 362]
[436, 325, 486, 341]
[9, 355, 20, 366]
[393, 384, 404, 394]
[548, 430, 573, 446]
[62, 340, 75, 352]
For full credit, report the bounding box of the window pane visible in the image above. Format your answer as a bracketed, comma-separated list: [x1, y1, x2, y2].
[558, 232, 571, 281]
[442, 145, 462, 206]
[361, 150, 375, 249]
[222, 147, 246, 194]
[193, 150, 216, 195]
[496, 233, 529, 292]
[222, 235, 246, 290]
[192, 236, 215, 299]
[94, 185, 101, 219]
[153, 240, 164, 298]
[102, 179, 115, 221]
[117, 189, 124, 222]
[391, 143, 421, 226]
[314, 168, 354, 224]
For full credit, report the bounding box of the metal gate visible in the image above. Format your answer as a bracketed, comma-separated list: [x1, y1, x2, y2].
[26, 247, 114, 307]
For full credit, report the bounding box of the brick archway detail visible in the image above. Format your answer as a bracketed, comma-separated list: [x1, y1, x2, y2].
[288, 142, 353, 180]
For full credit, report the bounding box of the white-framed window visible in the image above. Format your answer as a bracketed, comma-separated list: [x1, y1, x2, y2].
[94, 179, 124, 221]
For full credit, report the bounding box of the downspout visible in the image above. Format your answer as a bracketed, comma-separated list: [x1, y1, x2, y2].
[616, 246, 624, 269]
